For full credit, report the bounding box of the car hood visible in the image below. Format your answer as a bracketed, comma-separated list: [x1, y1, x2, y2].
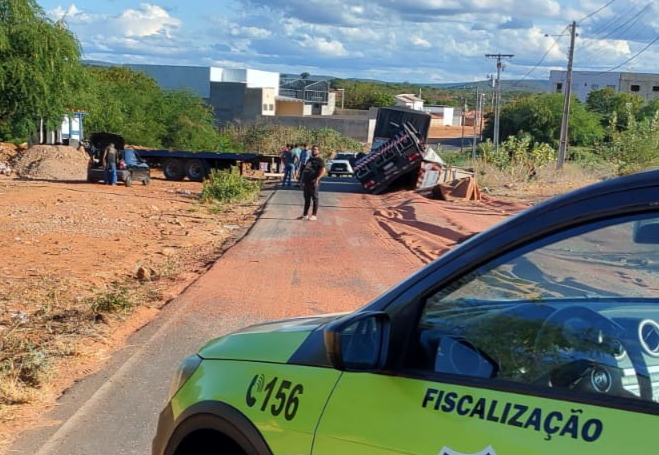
[197, 313, 346, 362]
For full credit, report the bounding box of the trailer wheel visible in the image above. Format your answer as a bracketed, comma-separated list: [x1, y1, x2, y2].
[162, 158, 185, 180]
[143, 176, 151, 186]
[185, 159, 207, 182]
[124, 173, 133, 187]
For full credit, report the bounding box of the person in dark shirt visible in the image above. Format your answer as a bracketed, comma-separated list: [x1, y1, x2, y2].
[102, 143, 118, 186]
[298, 145, 326, 221]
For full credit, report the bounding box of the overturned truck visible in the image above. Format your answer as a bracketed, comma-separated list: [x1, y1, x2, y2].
[354, 107, 442, 194]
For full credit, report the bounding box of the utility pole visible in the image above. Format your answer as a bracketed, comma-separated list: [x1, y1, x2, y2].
[557, 21, 577, 169]
[461, 98, 467, 153]
[472, 86, 480, 160]
[486, 53, 514, 155]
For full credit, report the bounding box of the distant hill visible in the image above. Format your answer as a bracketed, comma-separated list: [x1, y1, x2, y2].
[424, 79, 548, 93]
[325, 75, 549, 93]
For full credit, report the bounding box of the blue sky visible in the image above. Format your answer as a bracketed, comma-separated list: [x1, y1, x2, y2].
[36, 0, 659, 84]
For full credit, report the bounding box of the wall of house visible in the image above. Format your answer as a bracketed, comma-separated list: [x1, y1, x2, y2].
[210, 68, 280, 95]
[549, 70, 621, 102]
[254, 115, 374, 143]
[125, 64, 212, 98]
[619, 72, 659, 101]
[210, 82, 247, 125]
[276, 101, 305, 116]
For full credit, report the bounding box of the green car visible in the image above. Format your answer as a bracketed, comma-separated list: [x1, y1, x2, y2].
[153, 169, 659, 455]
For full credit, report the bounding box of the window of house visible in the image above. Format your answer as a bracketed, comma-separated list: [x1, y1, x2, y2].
[262, 104, 268, 111]
[556, 83, 562, 93]
[631, 85, 640, 92]
[269, 104, 274, 111]
[653, 86, 659, 92]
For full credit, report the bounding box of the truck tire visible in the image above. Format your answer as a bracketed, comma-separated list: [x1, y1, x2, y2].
[163, 158, 185, 180]
[124, 173, 133, 187]
[185, 159, 208, 182]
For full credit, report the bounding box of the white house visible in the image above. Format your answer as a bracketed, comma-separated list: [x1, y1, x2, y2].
[424, 106, 454, 126]
[395, 94, 425, 111]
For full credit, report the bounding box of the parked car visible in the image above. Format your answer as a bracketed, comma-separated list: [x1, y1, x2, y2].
[86, 132, 151, 186]
[326, 152, 358, 177]
[153, 168, 659, 455]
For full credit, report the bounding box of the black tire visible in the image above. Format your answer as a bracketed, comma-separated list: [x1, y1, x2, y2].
[162, 158, 185, 180]
[185, 158, 207, 182]
[142, 176, 151, 186]
[124, 173, 133, 187]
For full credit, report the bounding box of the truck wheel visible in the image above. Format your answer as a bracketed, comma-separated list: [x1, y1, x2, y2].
[163, 158, 185, 180]
[185, 159, 207, 182]
[142, 176, 151, 186]
[124, 174, 133, 187]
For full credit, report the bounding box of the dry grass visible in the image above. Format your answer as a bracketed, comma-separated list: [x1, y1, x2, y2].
[0, 203, 254, 419]
[474, 161, 616, 203]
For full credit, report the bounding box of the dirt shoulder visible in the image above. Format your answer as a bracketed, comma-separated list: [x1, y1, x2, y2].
[0, 146, 267, 451]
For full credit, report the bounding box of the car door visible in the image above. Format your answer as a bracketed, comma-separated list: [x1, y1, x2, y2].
[313, 212, 659, 455]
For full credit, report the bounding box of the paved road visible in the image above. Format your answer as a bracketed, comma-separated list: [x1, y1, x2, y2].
[10, 178, 424, 455]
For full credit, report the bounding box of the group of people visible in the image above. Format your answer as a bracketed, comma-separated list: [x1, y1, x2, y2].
[280, 143, 326, 221]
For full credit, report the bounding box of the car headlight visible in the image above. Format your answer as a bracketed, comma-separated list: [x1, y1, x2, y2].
[167, 354, 202, 400]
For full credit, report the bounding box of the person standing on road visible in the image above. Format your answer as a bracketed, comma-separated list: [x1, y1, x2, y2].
[280, 144, 298, 187]
[297, 143, 310, 186]
[298, 145, 326, 221]
[102, 143, 118, 186]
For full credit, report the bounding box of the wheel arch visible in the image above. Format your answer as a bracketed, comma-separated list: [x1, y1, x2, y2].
[158, 401, 274, 455]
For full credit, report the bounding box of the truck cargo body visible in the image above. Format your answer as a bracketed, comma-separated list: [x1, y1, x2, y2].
[355, 107, 433, 194]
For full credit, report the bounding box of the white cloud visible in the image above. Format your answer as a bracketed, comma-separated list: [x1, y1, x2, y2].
[116, 4, 181, 38]
[40, 0, 659, 82]
[410, 36, 432, 48]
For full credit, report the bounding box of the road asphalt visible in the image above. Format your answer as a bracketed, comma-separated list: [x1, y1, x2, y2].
[9, 177, 424, 455]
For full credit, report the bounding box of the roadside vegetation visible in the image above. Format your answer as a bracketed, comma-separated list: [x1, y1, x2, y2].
[200, 167, 262, 205]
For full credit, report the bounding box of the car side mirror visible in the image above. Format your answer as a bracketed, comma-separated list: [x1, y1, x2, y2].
[324, 311, 390, 371]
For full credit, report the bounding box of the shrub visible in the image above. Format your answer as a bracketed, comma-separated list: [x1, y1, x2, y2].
[200, 167, 261, 204]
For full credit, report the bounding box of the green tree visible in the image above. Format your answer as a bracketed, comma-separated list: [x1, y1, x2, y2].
[484, 93, 604, 148]
[638, 98, 659, 121]
[585, 88, 643, 131]
[158, 90, 222, 150]
[79, 66, 223, 150]
[0, 0, 84, 140]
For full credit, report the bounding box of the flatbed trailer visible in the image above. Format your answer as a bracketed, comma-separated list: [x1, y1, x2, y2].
[136, 149, 270, 181]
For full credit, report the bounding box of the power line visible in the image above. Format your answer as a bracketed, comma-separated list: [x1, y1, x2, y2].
[511, 26, 570, 86]
[597, 34, 659, 73]
[578, 0, 619, 23]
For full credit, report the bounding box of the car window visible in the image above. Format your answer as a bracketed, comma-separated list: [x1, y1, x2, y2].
[407, 214, 659, 405]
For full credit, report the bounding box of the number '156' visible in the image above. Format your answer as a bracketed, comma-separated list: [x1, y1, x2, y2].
[246, 375, 304, 421]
